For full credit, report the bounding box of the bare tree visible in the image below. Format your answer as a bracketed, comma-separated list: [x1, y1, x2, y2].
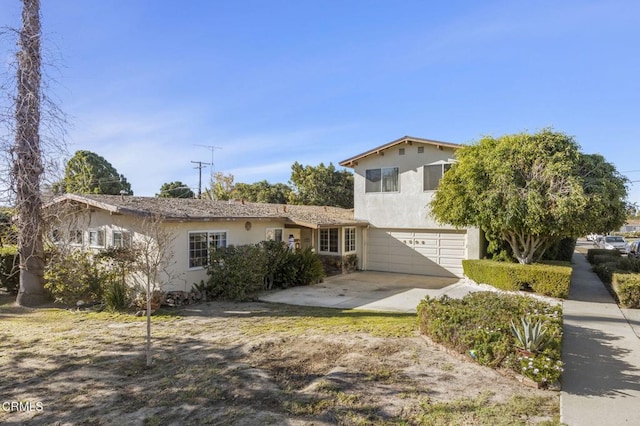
[129, 214, 177, 367]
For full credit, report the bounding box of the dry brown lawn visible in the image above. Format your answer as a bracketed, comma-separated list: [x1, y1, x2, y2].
[0, 293, 559, 425]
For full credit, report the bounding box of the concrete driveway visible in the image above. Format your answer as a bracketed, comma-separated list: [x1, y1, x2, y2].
[258, 271, 483, 313]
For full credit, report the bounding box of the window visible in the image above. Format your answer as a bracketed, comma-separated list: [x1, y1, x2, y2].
[266, 228, 284, 242]
[88, 229, 105, 247]
[320, 228, 339, 253]
[418, 146, 424, 154]
[70, 230, 83, 245]
[423, 163, 452, 191]
[399, 148, 405, 155]
[344, 227, 356, 253]
[365, 167, 399, 193]
[189, 231, 227, 268]
[112, 231, 131, 247]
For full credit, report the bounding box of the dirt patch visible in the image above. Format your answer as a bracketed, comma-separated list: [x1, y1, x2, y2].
[0, 299, 559, 425]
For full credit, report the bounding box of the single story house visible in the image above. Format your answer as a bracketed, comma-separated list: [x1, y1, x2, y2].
[45, 193, 367, 293]
[339, 135, 484, 277]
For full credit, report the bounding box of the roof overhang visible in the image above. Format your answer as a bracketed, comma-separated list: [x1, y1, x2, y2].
[339, 135, 461, 168]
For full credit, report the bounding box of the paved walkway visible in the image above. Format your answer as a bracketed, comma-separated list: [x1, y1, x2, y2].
[561, 252, 640, 425]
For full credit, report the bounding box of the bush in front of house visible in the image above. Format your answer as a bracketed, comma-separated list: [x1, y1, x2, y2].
[205, 242, 326, 301]
[462, 259, 571, 299]
[44, 249, 115, 305]
[417, 292, 563, 387]
[0, 245, 19, 294]
[207, 244, 267, 301]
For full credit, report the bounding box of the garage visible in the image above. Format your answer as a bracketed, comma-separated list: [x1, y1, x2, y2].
[365, 229, 466, 277]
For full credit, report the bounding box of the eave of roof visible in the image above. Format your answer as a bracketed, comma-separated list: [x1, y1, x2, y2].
[46, 194, 367, 228]
[339, 135, 461, 168]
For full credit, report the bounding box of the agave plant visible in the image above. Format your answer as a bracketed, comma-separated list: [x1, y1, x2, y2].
[510, 317, 554, 353]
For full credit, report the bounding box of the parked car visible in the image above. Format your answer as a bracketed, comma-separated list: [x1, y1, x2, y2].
[628, 240, 640, 258]
[599, 235, 628, 254]
[594, 235, 604, 247]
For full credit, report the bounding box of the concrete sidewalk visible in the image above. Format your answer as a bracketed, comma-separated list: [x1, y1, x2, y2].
[561, 253, 640, 425]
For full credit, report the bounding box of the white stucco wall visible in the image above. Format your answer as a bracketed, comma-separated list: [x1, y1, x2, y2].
[56, 209, 292, 293]
[351, 142, 483, 260]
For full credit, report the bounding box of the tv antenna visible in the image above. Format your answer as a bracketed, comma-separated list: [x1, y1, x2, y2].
[195, 144, 223, 179]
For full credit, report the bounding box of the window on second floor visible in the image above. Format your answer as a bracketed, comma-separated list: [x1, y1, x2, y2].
[424, 162, 453, 191]
[365, 167, 399, 193]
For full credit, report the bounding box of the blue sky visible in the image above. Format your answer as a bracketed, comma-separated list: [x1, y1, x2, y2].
[1, 0, 639, 204]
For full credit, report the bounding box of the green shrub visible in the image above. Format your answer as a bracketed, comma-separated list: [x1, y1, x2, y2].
[592, 254, 621, 265]
[291, 248, 325, 286]
[206, 242, 325, 301]
[0, 245, 19, 294]
[417, 292, 563, 387]
[103, 280, 131, 311]
[44, 249, 114, 305]
[587, 248, 621, 264]
[207, 244, 267, 300]
[542, 237, 577, 262]
[615, 257, 640, 273]
[462, 259, 571, 298]
[592, 261, 617, 284]
[612, 273, 640, 308]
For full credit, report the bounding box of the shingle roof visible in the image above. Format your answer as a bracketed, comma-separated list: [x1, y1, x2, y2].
[49, 194, 366, 228]
[339, 135, 460, 167]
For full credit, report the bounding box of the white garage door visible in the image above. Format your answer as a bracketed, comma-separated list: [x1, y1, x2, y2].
[366, 229, 466, 277]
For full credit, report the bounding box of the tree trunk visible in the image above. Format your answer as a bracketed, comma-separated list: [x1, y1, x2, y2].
[14, 0, 49, 306]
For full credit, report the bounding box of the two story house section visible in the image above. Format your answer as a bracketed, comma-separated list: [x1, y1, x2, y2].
[340, 136, 484, 278]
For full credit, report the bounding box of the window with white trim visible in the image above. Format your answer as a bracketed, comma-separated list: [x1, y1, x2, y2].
[423, 162, 453, 191]
[320, 228, 339, 253]
[344, 227, 356, 253]
[189, 231, 227, 268]
[88, 229, 105, 247]
[112, 230, 131, 247]
[365, 167, 399, 193]
[266, 228, 284, 242]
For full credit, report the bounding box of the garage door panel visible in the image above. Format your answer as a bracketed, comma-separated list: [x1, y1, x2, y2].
[366, 229, 466, 278]
[440, 248, 466, 257]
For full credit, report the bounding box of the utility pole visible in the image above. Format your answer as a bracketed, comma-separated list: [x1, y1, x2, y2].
[195, 144, 223, 199]
[191, 160, 211, 198]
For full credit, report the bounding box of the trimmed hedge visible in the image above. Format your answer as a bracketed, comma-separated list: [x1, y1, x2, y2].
[613, 273, 640, 308]
[587, 248, 621, 264]
[0, 245, 19, 294]
[462, 259, 571, 299]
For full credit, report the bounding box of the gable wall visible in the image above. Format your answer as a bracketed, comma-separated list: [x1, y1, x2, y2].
[352, 142, 456, 228]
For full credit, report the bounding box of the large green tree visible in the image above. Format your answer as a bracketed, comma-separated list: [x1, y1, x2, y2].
[288, 162, 353, 208]
[430, 129, 628, 264]
[156, 181, 194, 198]
[231, 180, 292, 204]
[54, 150, 133, 195]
